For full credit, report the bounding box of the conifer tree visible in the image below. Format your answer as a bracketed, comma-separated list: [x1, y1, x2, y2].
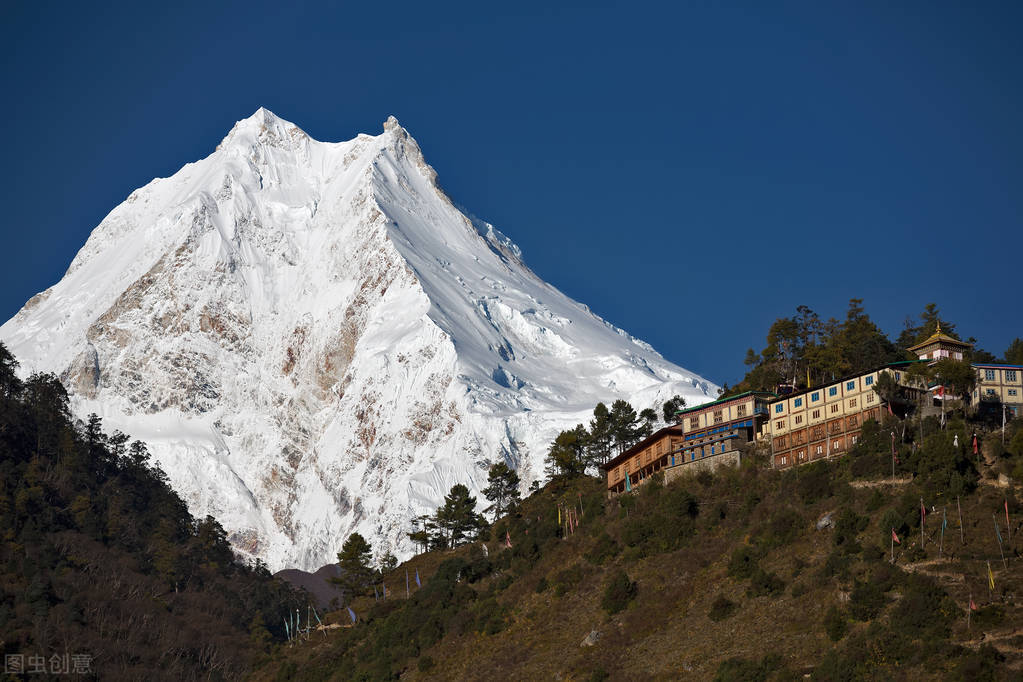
[481, 462, 520, 520]
[330, 532, 375, 599]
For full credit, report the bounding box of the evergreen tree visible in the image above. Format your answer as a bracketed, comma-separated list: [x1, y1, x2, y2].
[0, 341, 22, 401]
[545, 425, 588, 478]
[1004, 338, 1023, 365]
[432, 484, 483, 548]
[608, 400, 643, 454]
[662, 395, 687, 423]
[481, 462, 520, 520]
[330, 532, 375, 599]
[586, 403, 612, 466]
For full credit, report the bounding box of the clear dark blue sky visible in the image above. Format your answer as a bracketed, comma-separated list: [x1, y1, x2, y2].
[2, 1, 1021, 385]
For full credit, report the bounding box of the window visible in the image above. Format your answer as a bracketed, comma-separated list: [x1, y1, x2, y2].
[710, 445, 715, 455]
[780, 456, 787, 466]
[690, 417, 699, 429]
[795, 415, 803, 424]
[811, 392, 820, 402]
[830, 404, 839, 414]
[775, 404, 784, 414]
[713, 410, 723, 424]
[812, 409, 821, 419]
[866, 393, 875, 403]
[794, 398, 803, 408]
[829, 387, 837, 397]
[986, 389, 996, 396]
[848, 415, 858, 428]
[798, 450, 806, 461]
[865, 376, 874, 386]
[895, 372, 901, 381]
[737, 404, 747, 417]
[985, 369, 996, 381]
[851, 435, 858, 445]
[776, 419, 785, 430]
[849, 398, 857, 408]
[816, 444, 823, 455]
[1010, 389, 1018, 396]
[847, 381, 856, 391]
[1007, 371, 1018, 382]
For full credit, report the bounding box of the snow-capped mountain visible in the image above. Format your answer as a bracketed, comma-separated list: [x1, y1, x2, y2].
[0, 109, 717, 571]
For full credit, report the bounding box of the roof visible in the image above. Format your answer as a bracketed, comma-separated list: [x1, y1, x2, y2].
[906, 323, 973, 353]
[673, 390, 778, 418]
[972, 363, 1023, 370]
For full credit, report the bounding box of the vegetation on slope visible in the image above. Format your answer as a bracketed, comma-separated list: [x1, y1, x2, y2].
[253, 411, 1023, 681]
[0, 343, 302, 680]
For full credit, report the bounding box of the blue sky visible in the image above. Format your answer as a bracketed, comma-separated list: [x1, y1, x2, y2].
[2, 1, 1021, 385]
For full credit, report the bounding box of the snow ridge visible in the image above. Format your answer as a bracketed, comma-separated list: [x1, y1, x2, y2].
[0, 109, 717, 570]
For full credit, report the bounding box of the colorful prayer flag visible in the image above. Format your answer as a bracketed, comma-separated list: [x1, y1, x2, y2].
[988, 561, 995, 590]
[505, 530, 512, 548]
[415, 568, 421, 587]
[891, 528, 900, 544]
[970, 597, 977, 611]
[973, 434, 978, 455]
[558, 505, 561, 525]
[347, 606, 357, 624]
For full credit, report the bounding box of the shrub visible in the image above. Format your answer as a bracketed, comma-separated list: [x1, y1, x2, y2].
[747, 568, 785, 598]
[417, 656, 435, 673]
[713, 654, 783, 682]
[848, 580, 886, 621]
[796, 461, 834, 504]
[601, 569, 637, 615]
[727, 546, 761, 580]
[535, 577, 549, 593]
[586, 532, 619, 565]
[825, 605, 848, 641]
[708, 594, 737, 621]
[551, 563, 587, 596]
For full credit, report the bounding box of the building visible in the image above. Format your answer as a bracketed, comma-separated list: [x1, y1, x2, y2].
[906, 323, 972, 362]
[602, 391, 775, 495]
[972, 363, 1023, 419]
[768, 365, 921, 469]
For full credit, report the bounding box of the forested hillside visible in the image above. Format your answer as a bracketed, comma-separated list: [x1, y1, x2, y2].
[0, 343, 301, 680]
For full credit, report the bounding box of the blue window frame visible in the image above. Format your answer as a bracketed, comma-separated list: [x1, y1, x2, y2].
[847, 381, 856, 391]
[794, 398, 803, 408]
[829, 387, 837, 397]
[811, 392, 820, 402]
[775, 404, 784, 413]
[865, 376, 874, 386]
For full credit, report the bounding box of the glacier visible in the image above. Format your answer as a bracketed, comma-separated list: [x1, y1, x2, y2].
[0, 109, 718, 570]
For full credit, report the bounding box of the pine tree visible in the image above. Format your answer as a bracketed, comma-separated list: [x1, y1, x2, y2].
[330, 533, 375, 599]
[481, 462, 520, 520]
[545, 425, 588, 478]
[432, 484, 483, 548]
[662, 395, 687, 423]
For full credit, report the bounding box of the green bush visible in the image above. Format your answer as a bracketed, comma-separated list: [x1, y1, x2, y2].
[727, 545, 762, 580]
[848, 580, 886, 621]
[825, 605, 848, 641]
[601, 569, 637, 615]
[551, 563, 587, 596]
[586, 532, 620, 565]
[796, 461, 834, 504]
[747, 567, 785, 598]
[708, 594, 737, 621]
[713, 654, 784, 682]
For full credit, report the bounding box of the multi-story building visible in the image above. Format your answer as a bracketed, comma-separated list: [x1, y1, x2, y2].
[602, 391, 775, 494]
[768, 365, 922, 469]
[972, 363, 1023, 418]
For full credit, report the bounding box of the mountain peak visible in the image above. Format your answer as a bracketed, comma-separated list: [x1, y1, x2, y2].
[217, 107, 308, 151]
[383, 115, 402, 132]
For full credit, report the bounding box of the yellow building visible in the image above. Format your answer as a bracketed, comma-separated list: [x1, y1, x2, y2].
[768, 364, 923, 468]
[972, 364, 1023, 418]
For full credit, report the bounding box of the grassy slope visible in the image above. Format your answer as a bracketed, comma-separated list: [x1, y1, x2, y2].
[252, 452, 1023, 681]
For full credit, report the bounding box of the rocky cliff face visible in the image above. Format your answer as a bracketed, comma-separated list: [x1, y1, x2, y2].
[0, 109, 717, 570]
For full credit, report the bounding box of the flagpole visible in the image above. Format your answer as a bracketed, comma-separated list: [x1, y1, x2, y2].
[939, 507, 945, 558]
[994, 514, 1007, 569]
[957, 496, 965, 545]
[921, 497, 925, 550]
[891, 530, 894, 563]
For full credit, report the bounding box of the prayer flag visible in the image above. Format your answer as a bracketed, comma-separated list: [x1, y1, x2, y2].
[988, 561, 995, 590]
[973, 434, 978, 455]
[970, 597, 977, 611]
[415, 568, 421, 587]
[347, 606, 357, 624]
[1006, 499, 1011, 531]
[505, 530, 512, 548]
[891, 528, 900, 544]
